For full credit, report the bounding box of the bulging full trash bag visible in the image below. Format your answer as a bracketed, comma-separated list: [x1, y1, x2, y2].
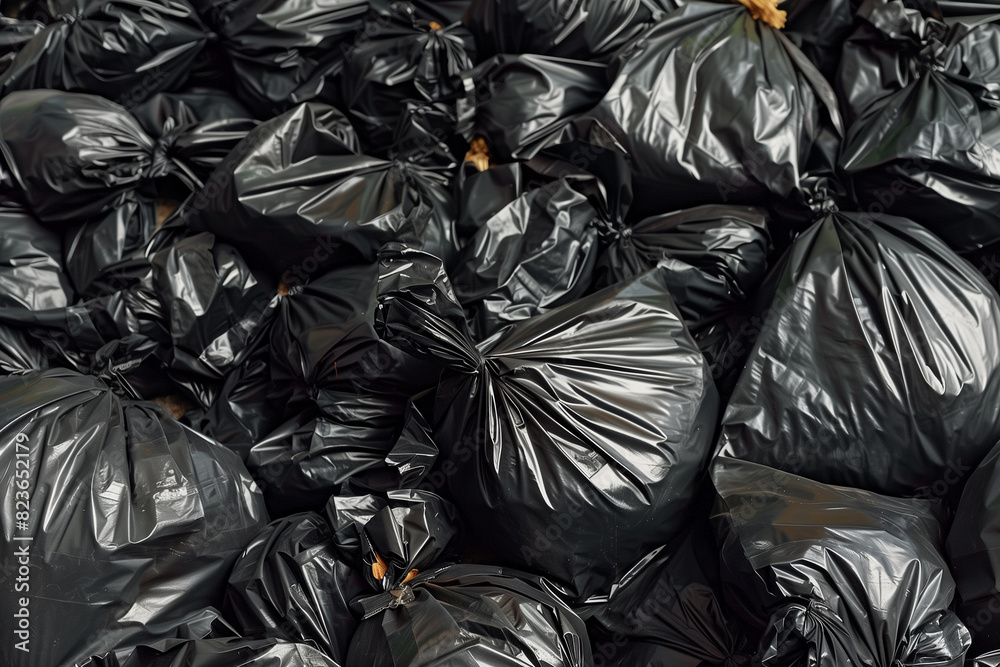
[450, 153, 607, 339]
[429, 269, 719, 601]
[0, 369, 269, 667]
[224, 512, 368, 663]
[976, 651, 1000, 667]
[584, 499, 754, 667]
[333, 490, 592, 667]
[191, 103, 458, 283]
[85, 636, 345, 667]
[463, 0, 677, 64]
[459, 54, 608, 163]
[716, 210, 1000, 500]
[226, 489, 592, 667]
[145, 232, 276, 389]
[838, 0, 1000, 254]
[0, 89, 254, 294]
[192, 0, 366, 119]
[248, 245, 458, 515]
[0, 322, 50, 374]
[0, 89, 198, 224]
[0, 196, 74, 310]
[780, 0, 859, 81]
[0, 16, 44, 71]
[341, 2, 475, 152]
[713, 456, 971, 667]
[188, 329, 280, 460]
[0, 231, 276, 409]
[947, 439, 1000, 655]
[0, 0, 206, 103]
[593, 204, 771, 373]
[575, 0, 843, 219]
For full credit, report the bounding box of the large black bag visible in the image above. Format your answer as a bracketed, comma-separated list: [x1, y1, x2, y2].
[332, 491, 593, 667]
[247, 246, 458, 515]
[428, 269, 719, 601]
[191, 103, 458, 283]
[459, 54, 608, 163]
[341, 2, 475, 153]
[86, 636, 345, 667]
[1, 0, 206, 102]
[837, 0, 1000, 254]
[575, 0, 843, 219]
[0, 89, 254, 295]
[948, 438, 1000, 655]
[713, 456, 971, 667]
[463, 0, 677, 64]
[450, 154, 606, 339]
[716, 210, 1000, 500]
[225, 490, 593, 666]
[593, 203, 771, 374]
[0, 196, 74, 310]
[223, 512, 368, 663]
[584, 495, 754, 667]
[0, 370, 269, 667]
[191, 0, 365, 118]
[0, 231, 276, 410]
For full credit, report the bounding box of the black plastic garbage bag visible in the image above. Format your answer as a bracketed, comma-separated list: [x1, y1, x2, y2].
[192, 103, 458, 283]
[145, 232, 277, 389]
[388, 99, 467, 174]
[977, 650, 1000, 667]
[575, 0, 843, 219]
[593, 204, 770, 372]
[947, 439, 1000, 654]
[224, 512, 368, 663]
[332, 491, 593, 667]
[225, 491, 460, 664]
[0, 276, 169, 391]
[0, 232, 276, 408]
[712, 456, 971, 667]
[0, 369, 269, 667]
[0, 196, 74, 310]
[837, 0, 1000, 254]
[187, 329, 280, 461]
[463, 0, 677, 64]
[246, 246, 457, 515]
[128, 89, 257, 167]
[0, 89, 188, 224]
[0, 16, 43, 70]
[0, 322, 50, 374]
[341, 2, 475, 152]
[348, 564, 594, 667]
[716, 210, 1000, 500]
[193, 0, 366, 118]
[0, 0, 206, 103]
[87, 636, 344, 667]
[780, 0, 859, 81]
[429, 269, 719, 601]
[248, 401, 440, 516]
[459, 54, 608, 163]
[0, 89, 255, 294]
[938, 0, 1000, 18]
[450, 154, 605, 339]
[227, 489, 592, 666]
[584, 506, 753, 667]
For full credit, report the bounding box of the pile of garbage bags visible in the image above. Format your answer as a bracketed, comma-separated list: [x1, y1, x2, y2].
[2, 0, 1000, 664]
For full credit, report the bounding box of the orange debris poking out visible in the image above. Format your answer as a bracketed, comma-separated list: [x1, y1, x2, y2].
[735, 0, 786, 29]
[464, 137, 491, 172]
